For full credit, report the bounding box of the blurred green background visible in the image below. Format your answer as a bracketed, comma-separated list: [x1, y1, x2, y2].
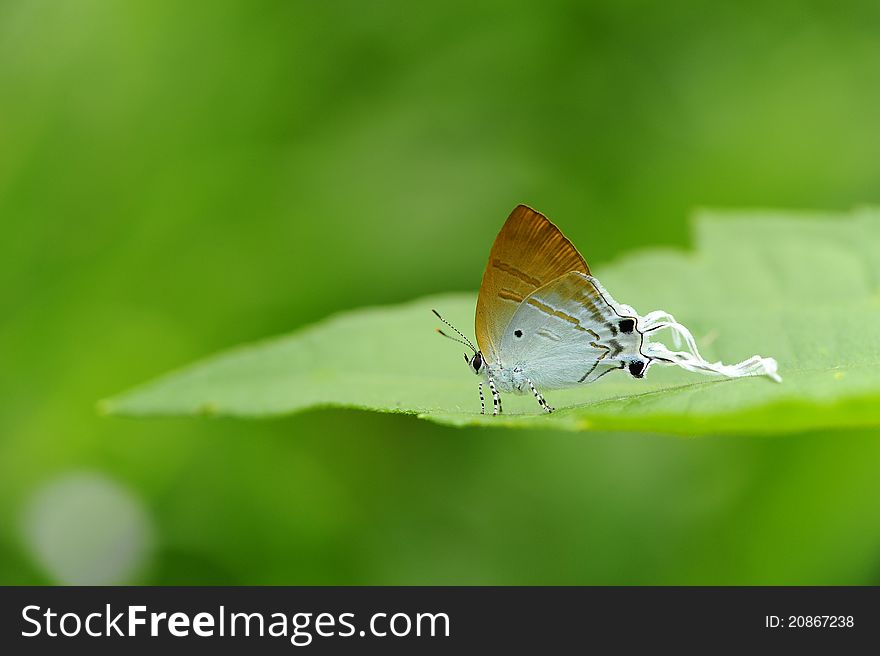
[2, 0, 880, 585]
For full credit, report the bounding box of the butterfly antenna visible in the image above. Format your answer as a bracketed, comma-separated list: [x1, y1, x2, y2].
[432, 309, 477, 353]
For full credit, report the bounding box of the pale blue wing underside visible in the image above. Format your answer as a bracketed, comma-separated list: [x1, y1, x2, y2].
[497, 272, 643, 389]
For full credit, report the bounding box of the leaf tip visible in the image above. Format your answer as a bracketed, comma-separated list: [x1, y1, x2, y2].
[95, 399, 114, 416]
[198, 402, 220, 416]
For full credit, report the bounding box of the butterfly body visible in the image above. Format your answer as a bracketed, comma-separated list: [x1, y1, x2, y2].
[434, 204, 780, 416]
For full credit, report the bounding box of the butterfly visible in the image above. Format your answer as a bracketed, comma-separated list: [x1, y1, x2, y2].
[434, 204, 780, 415]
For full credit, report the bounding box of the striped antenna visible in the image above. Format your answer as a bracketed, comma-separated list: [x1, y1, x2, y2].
[432, 309, 477, 353]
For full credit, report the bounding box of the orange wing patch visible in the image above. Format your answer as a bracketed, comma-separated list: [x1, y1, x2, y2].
[475, 205, 590, 361]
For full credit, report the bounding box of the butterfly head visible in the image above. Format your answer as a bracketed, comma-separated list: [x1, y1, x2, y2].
[433, 309, 485, 374]
[466, 351, 485, 375]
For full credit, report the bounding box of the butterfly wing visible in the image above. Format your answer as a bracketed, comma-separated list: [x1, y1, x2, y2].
[498, 271, 643, 389]
[475, 205, 590, 362]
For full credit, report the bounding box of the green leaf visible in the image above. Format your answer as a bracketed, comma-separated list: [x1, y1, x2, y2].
[102, 209, 880, 435]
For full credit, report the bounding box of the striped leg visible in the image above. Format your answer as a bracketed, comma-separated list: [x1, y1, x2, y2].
[527, 377, 554, 413]
[488, 376, 502, 416]
[478, 382, 486, 415]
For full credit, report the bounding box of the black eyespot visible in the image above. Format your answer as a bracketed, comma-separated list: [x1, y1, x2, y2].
[619, 318, 635, 334]
[628, 360, 645, 378]
[472, 353, 483, 371]
[514, 329, 523, 338]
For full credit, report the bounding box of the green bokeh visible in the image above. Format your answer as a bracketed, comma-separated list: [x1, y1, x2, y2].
[2, 0, 879, 584]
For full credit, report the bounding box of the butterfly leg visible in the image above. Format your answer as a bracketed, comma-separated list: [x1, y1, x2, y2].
[526, 377, 554, 413]
[478, 382, 486, 415]
[487, 376, 502, 415]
